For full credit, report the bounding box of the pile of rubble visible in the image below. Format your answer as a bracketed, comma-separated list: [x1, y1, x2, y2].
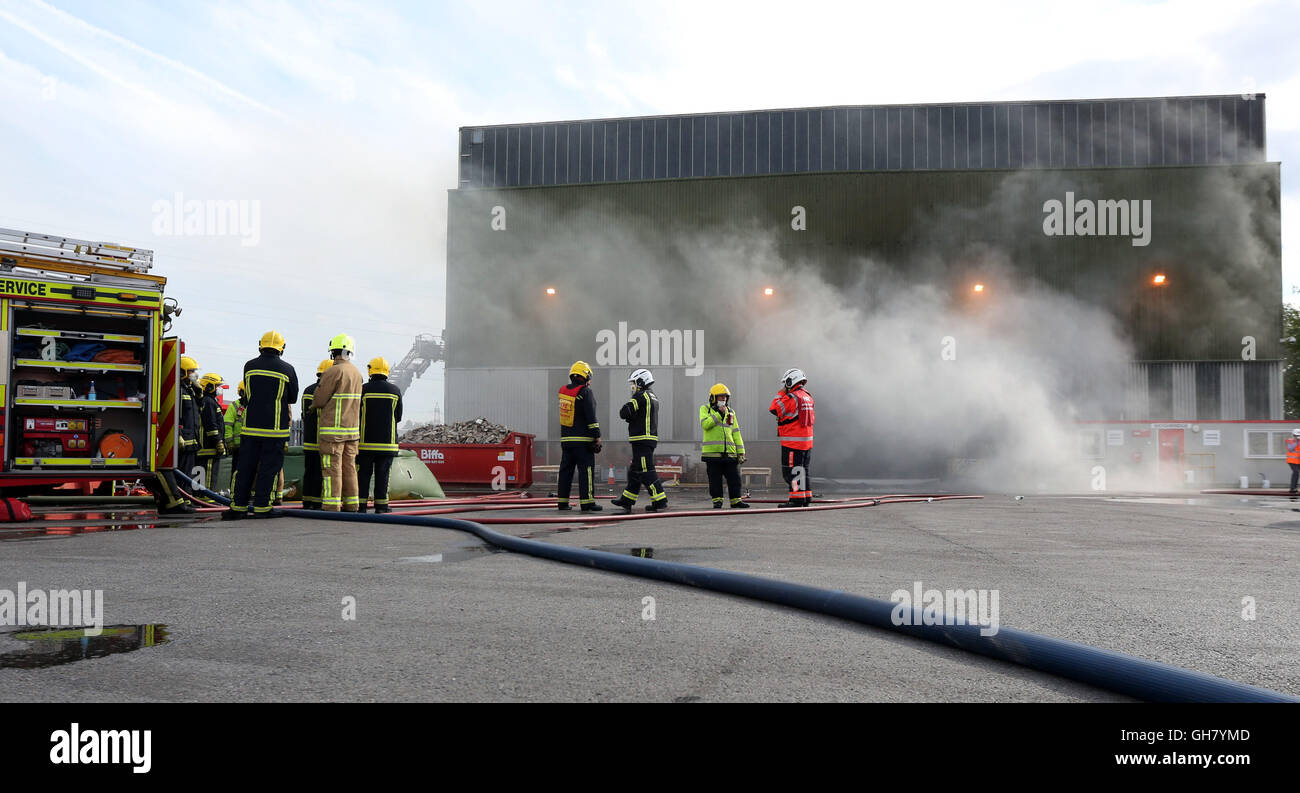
[400, 417, 511, 444]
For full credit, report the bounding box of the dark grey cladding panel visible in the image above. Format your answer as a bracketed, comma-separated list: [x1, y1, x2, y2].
[457, 96, 1267, 189]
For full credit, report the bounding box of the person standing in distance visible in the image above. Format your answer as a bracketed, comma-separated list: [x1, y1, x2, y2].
[770, 368, 815, 508]
[701, 383, 749, 509]
[177, 354, 201, 483]
[223, 380, 246, 484]
[196, 373, 227, 490]
[314, 334, 364, 512]
[610, 368, 667, 513]
[299, 360, 333, 510]
[225, 331, 298, 520]
[556, 360, 602, 512]
[1287, 429, 1300, 495]
[357, 357, 403, 513]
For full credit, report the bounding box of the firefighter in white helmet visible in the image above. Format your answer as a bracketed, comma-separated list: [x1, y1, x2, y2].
[770, 367, 815, 507]
[610, 369, 668, 513]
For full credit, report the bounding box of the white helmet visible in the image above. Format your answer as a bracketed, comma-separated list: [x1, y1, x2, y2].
[629, 368, 654, 389]
[781, 368, 807, 389]
[1293, 429, 1300, 437]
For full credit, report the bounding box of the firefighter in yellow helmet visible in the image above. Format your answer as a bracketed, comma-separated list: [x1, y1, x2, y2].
[299, 360, 333, 510]
[313, 334, 364, 512]
[196, 373, 227, 490]
[556, 360, 602, 511]
[149, 352, 201, 514]
[700, 383, 748, 509]
[224, 331, 299, 520]
[177, 354, 202, 482]
[357, 356, 403, 513]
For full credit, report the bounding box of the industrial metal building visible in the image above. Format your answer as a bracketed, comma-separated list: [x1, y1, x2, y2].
[444, 94, 1281, 480]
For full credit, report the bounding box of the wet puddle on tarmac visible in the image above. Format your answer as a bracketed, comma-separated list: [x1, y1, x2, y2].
[0, 625, 169, 669]
[586, 545, 744, 563]
[0, 512, 213, 541]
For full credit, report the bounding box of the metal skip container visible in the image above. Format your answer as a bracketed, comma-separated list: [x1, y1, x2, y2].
[402, 431, 535, 488]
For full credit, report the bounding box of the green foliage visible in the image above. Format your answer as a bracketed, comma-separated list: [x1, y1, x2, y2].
[1285, 305, 1300, 419]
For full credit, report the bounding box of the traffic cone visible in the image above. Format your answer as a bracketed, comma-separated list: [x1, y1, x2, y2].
[607, 465, 615, 486]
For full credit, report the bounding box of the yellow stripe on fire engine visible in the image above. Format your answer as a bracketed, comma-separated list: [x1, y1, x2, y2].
[156, 338, 177, 470]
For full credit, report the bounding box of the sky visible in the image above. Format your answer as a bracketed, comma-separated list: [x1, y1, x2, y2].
[0, 0, 1297, 424]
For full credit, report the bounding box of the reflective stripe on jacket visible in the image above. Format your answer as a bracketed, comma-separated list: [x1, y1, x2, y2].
[314, 359, 364, 439]
[359, 376, 403, 454]
[223, 400, 245, 446]
[620, 389, 658, 443]
[559, 382, 600, 443]
[700, 402, 745, 458]
[769, 386, 815, 450]
[301, 384, 319, 451]
[241, 353, 299, 439]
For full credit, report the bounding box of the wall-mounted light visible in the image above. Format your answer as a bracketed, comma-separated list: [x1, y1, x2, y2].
[973, 283, 985, 293]
[763, 287, 774, 296]
[545, 287, 556, 296]
[1152, 274, 1167, 286]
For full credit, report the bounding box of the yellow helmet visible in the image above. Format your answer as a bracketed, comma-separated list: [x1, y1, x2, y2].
[569, 360, 593, 380]
[709, 383, 731, 398]
[368, 357, 391, 377]
[180, 355, 200, 373]
[328, 333, 355, 353]
[237, 380, 246, 398]
[198, 373, 224, 390]
[316, 359, 333, 375]
[259, 330, 286, 353]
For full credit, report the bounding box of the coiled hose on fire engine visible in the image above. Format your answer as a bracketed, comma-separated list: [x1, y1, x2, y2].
[172, 472, 1297, 703]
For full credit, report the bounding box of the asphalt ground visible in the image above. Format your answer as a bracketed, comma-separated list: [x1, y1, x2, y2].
[1, 489, 1297, 702]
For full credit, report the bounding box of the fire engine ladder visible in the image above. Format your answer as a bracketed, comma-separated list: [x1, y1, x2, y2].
[0, 227, 164, 285]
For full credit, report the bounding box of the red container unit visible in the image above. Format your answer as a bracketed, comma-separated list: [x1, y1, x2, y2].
[401, 431, 534, 488]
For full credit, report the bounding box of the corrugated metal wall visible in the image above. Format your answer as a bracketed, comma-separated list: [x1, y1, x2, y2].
[1117, 361, 1280, 420]
[445, 368, 550, 434]
[459, 95, 1267, 188]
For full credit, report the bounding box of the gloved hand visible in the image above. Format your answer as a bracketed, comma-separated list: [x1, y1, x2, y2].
[738, 455, 746, 465]
[216, 442, 226, 456]
[593, 439, 602, 454]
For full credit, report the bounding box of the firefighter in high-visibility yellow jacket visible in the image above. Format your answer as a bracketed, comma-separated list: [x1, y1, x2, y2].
[700, 383, 749, 509]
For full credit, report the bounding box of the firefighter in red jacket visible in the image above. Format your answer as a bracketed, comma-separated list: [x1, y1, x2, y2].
[769, 368, 815, 507]
[1287, 429, 1300, 495]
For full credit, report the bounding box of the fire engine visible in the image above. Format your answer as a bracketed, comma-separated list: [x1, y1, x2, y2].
[0, 228, 184, 493]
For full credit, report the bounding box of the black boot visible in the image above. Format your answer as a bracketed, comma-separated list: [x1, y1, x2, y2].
[159, 502, 196, 515]
[580, 502, 604, 512]
[712, 501, 723, 509]
[557, 501, 572, 511]
[730, 500, 751, 509]
[645, 500, 668, 513]
[610, 497, 634, 514]
[220, 508, 247, 521]
[778, 500, 801, 508]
